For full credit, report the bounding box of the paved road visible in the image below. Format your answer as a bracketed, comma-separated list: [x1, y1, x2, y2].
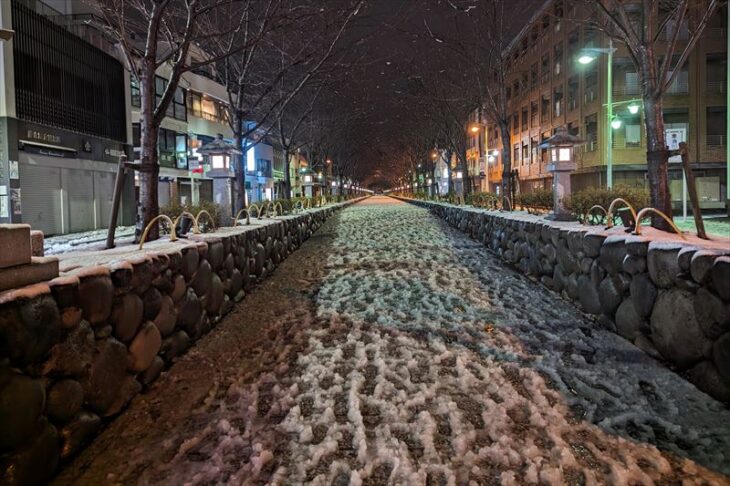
[56, 197, 730, 485]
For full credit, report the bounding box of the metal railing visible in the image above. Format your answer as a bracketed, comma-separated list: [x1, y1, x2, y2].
[706, 135, 727, 147]
[706, 80, 726, 94]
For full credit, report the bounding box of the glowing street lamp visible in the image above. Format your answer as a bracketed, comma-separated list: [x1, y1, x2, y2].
[578, 54, 596, 65]
[611, 118, 623, 130]
[628, 103, 640, 115]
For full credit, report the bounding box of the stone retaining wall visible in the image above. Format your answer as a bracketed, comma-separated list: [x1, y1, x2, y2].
[0, 200, 360, 485]
[401, 197, 730, 403]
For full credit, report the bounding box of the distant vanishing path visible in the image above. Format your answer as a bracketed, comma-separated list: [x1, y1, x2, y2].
[56, 196, 730, 485]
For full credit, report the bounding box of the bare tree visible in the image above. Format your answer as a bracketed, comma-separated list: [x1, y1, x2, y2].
[269, 0, 364, 199]
[421, 0, 535, 202]
[97, 0, 258, 241]
[583, 0, 725, 228]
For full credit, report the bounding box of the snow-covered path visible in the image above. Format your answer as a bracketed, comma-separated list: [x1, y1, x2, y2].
[57, 197, 730, 485]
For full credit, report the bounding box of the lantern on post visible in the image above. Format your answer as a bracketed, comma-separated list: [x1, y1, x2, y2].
[198, 134, 242, 220]
[539, 126, 584, 221]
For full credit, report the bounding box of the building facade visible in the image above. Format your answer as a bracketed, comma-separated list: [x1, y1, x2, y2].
[481, 0, 728, 210]
[0, 0, 134, 235]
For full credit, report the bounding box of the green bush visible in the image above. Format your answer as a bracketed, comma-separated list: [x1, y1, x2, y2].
[564, 185, 649, 224]
[515, 189, 553, 214]
[466, 192, 500, 209]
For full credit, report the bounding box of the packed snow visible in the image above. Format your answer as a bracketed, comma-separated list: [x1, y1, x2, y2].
[74, 197, 730, 484]
[44, 226, 135, 255]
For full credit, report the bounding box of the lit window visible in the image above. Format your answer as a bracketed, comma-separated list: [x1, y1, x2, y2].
[247, 148, 255, 171]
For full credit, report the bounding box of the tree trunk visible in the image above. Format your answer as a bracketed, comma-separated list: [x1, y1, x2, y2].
[460, 151, 470, 195]
[643, 95, 673, 230]
[233, 116, 246, 213]
[135, 70, 160, 243]
[283, 148, 292, 200]
[498, 120, 512, 209]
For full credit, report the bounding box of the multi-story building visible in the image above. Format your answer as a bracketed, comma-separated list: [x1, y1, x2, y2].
[466, 108, 489, 193]
[483, 0, 727, 210]
[289, 150, 307, 198]
[272, 138, 287, 199]
[0, 0, 133, 235]
[132, 48, 233, 209]
[244, 135, 275, 203]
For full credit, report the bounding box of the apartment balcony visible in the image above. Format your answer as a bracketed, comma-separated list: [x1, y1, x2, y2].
[613, 84, 641, 96]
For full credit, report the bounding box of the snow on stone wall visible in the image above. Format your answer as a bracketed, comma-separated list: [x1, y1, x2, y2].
[0, 201, 360, 485]
[402, 198, 730, 404]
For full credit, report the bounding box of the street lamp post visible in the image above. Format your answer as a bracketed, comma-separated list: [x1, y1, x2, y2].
[579, 39, 617, 189]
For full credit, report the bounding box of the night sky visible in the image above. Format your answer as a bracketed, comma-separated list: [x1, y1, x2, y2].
[321, 0, 540, 188]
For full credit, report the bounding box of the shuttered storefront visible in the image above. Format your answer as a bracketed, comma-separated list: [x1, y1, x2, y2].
[18, 161, 63, 236]
[19, 153, 123, 236]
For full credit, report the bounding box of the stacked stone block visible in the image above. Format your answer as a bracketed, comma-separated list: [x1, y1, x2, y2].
[405, 198, 730, 404]
[0, 203, 354, 485]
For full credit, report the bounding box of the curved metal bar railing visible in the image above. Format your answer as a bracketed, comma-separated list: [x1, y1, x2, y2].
[273, 202, 283, 217]
[248, 203, 264, 219]
[232, 208, 251, 226]
[633, 208, 686, 238]
[606, 198, 638, 229]
[195, 210, 216, 232]
[588, 205, 608, 225]
[139, 215, 177, 250]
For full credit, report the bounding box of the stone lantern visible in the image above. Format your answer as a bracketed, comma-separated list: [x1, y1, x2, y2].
[539, 126, 583, 221]
[198, 134, 242, 220]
